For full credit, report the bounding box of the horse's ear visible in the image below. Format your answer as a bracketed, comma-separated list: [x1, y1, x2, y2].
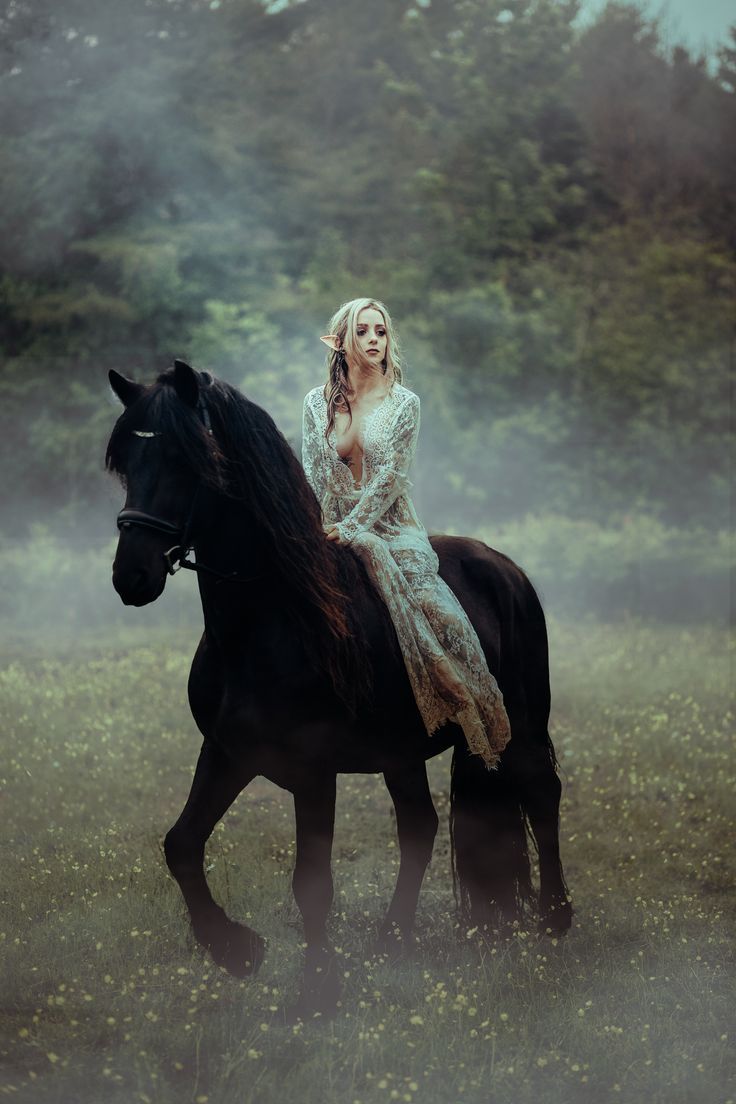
[109, 369, 144, 408]
[173, 359, 199, 408]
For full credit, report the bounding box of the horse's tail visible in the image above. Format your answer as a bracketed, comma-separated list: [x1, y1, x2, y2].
[449, 746, 534, 928]
[448, 551, 552, 929]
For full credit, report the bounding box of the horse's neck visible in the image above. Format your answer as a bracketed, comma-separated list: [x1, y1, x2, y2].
[194, 494, 263, 584]
[192, 494, 297, 629]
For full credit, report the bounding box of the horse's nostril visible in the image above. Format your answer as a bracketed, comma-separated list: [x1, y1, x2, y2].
[113, 563, 156, 603]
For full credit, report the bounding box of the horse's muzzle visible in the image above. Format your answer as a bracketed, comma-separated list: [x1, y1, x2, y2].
[112, 531, 169, 606]
[112, 559, 167, 606]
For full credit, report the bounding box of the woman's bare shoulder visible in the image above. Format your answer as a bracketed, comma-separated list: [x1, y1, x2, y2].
[392, 382, 419, 407]
[303, 385, 327, 409]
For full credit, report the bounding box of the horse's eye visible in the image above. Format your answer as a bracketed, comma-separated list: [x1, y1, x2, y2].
[132, 430, 161, 439]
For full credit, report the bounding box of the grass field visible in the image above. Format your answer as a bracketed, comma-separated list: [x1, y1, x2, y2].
[1, 618, 734, 1104]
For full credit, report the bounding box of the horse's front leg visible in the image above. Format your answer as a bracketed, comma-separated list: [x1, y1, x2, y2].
[163, 740, 265, 976]
[289, 774, 339, 1019]
[375, 762, 438, 953]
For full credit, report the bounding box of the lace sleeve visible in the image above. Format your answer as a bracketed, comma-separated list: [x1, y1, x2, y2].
[302, 393, 327, 505]
[336, 392, 420, 544]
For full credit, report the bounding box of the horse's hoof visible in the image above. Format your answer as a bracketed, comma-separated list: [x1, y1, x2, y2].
[284, 956, 341, 1023]
[538, 899, 573, 937]
[370, 922, 411, 960]
[199, 921, 266, 977]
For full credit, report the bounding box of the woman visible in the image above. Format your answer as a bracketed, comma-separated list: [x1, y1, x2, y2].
[302, 297, 510, 768]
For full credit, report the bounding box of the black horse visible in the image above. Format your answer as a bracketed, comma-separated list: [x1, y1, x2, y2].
[106, 361, 571, 1016]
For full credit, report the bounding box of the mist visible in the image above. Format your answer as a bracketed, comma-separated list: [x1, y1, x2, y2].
[1, 3, 734, 1102]
[2, 2, 732, 617]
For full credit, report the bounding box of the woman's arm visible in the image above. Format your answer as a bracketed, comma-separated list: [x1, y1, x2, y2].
[302, 393, 328, 505]
[334, 392, 420, 544]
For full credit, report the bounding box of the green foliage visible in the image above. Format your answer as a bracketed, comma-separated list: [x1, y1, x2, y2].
[0, 528, 201, 638]
[478, 513, 733, 621]
[0, 0, 733, 553]
[0, 521, 729, 634]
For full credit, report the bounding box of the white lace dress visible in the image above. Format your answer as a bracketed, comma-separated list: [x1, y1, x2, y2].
[302, 381, 511, 768]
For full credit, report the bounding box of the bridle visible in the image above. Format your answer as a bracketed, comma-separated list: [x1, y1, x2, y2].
[115, 383, 257, 584]
[116, 497, 205, 578]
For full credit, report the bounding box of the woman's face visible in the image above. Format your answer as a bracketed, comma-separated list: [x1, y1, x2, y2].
[354, 307, 387, 367]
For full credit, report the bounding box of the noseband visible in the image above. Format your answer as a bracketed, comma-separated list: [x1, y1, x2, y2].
[116, 502, 201, 576]
[115, 383, 256, 583]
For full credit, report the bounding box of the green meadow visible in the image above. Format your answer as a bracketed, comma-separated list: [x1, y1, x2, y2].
[2, 2, 734, 1099]
[1, 618, 733, 1104]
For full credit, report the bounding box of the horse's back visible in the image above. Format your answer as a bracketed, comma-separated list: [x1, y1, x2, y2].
[429, 533, 548, 705]
[430, 533, 541, 627]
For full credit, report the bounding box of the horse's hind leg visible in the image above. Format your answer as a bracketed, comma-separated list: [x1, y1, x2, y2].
[376, 762, 438, 952]
[163, 740, 264, 976]
[506, 739, 572, 935]
[509, 597, 573, 935]
[527, 763, 572, 935]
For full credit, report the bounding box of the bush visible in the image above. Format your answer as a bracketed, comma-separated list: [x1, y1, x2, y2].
[0, 528, 201, 642]
[474, 513, 732, 623]
[0, 516, 729, 641]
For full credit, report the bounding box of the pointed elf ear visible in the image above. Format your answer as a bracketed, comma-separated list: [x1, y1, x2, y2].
[320, 334, 342, 352]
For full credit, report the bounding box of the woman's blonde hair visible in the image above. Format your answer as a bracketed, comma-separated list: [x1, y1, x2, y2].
[323, 297, 403, 437]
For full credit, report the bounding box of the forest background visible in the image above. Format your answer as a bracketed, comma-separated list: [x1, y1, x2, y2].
[1, 5, 734, 1102]
[0, 0, 733, 628]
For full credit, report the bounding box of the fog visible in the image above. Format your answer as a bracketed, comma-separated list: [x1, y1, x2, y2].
[1, 10, 733, 1103]
[1, 1, 731, 635]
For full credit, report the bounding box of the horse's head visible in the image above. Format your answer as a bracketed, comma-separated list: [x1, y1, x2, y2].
[106, 360, 222, 606]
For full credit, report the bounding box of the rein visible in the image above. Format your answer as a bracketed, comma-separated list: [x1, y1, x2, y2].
[116, 386, 259, 585]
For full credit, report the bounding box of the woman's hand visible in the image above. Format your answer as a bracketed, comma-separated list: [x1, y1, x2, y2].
[325, 526, 342, 543]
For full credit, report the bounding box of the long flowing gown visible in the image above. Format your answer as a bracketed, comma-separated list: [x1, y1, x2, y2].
[301, 380, 511, 768]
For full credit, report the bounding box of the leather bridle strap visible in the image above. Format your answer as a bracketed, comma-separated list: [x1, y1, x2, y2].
[116, 495, 259, 584]
[116, 496, 198, 577]
[116, 509, 180, 538]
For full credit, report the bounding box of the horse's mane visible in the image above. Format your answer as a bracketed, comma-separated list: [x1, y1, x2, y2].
[107, 368, 373, 713]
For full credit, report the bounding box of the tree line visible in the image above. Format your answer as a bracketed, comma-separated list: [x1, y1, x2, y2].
[0, 0, 733, 538]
